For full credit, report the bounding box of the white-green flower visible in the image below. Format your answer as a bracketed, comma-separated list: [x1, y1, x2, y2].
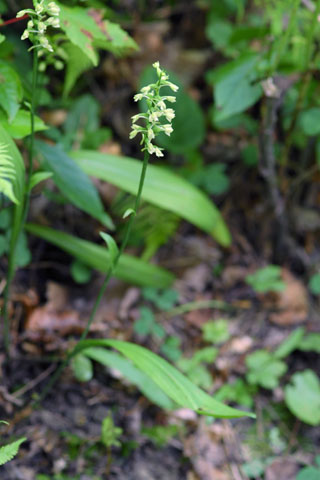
[130, 61, 178, 157]
[17, 0, 60, 59]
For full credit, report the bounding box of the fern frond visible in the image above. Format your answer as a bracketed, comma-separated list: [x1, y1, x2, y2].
[0, 437, 26, 466]
[0, 142, 19, 204]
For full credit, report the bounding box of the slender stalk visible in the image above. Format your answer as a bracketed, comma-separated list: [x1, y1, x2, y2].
[2, 50, 38, 356]
[37, 151, 150, 403]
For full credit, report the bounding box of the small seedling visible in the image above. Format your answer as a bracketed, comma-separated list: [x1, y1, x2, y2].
[101, 414, 122, 475]
[245, 349, 287, 389]
[246, 265, 285, 293]
[202, 318, 230, 344]
[177, 347, 218, 390]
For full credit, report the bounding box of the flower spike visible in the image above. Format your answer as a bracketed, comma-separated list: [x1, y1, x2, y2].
[130, 62, 178, 156]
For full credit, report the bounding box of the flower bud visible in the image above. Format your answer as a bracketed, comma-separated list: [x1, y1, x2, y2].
[47, 2, 60, 16]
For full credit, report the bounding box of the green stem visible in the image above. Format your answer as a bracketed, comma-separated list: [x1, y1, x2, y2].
[2, 50, 38, 356]
[38, 150, 150, 403]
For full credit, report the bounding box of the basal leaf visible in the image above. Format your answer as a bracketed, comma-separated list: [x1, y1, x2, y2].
[84, 347, 174, 410]
[72, 150, 231, 246]
[74, 339, 255, 419]
[25, 223, 174, 288]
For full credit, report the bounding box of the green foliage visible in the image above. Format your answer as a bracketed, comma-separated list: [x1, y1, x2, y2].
[72, 150, 231, 246]
[142, 287, 178, 311]
[36, 141, 114, 229]
[71, 354, 93, 382]
[84, 347, 174, 410]
[0, 110, 47, 139]
[308, 273, 320, 295]
[76, 339, 255, 419]
[160, 336, 182, 362]
[101, 414, 122, 449]
[202, 319, 230, 344]
[58, 2, 137, 67]
[134, 306, 165, 338]
[176, 347, 218, 390]
[299, 108, 320, 136]
[25, 223, 174, 288]
[141, 424, 182, 447]
[245, 350, 287, 389]
[246, 265, 285, 293]
[296, 457, 320, 480]
[215, 379, 257, 408]
[59, 95, 112, 150]
[70, 259, 92, 284]
[0, 59, 23, 121]
[209, 53, 262, 122]
[0, 437, 26, 466]
[192, 163, 230, 196]
[284, 370, 320, 426]
[298, 333, 320, 354]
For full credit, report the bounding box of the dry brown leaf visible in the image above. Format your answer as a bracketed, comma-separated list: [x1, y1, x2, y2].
[265, 458, 298, 480]
[269, 269, 308, 325]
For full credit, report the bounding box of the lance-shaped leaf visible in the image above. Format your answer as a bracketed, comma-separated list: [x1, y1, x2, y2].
[72, 150, 231, 246]
[36, 141, 114, 229]
[25, 223, 174, 288]
[74, 339, 255, 419]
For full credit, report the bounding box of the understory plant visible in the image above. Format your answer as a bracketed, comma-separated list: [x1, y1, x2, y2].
[0, 0, 253, 423]
[0, 422, 26, 467]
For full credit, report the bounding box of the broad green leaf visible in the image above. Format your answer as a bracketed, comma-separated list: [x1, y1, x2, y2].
[0, 438, 26, 466]
[100, 232, 119, 265]
[297, 466, 320, 480]
[298, 333, 320, 354]
[0, 60, 22, 121]
[300, 108, 320, 136]
[139, 67, 205, 153]
[84, 347, 174, 410]
[63, 43, 93, 97]
[58, 4, 137, 67]
[71, 353, 93, 382]
[74, 339, 255, 419]
[72, 150, 231, 246]
[0, 109, 47, 139]
[58, 3, 102, 65]
[25, 223, 174, 288]
[246, 350, 287, 389]
[93, 20, 138, 56]
[285, 370, 320, 426]
[206, 19, 233, 50]
[246, 265, 285, 293]
[212, 53, 262, 121]
[273, 327, 305, 359]
[36, 141, 114, 229]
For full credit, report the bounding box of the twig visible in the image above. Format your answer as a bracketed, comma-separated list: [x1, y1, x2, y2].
[12, 364, 56, 399]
